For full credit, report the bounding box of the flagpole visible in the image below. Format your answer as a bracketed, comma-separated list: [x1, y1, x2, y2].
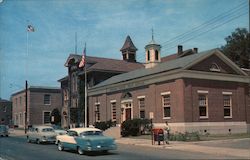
[84, 42, 87, 127]
[24, 22, 30, 134]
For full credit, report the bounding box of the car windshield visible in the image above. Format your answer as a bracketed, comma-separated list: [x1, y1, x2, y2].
[0, 126, 7, 131]
[42, 128, 54, 132]
[52, 125, 63, 130]
[80, 131, 103, 136]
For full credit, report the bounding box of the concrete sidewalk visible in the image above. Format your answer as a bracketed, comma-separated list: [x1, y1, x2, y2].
[9, 129, 26, 137]
[9, 129, 250, 159]
[116, 138, 250, 159]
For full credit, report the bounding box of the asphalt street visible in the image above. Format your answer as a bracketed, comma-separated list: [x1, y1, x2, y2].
[0, 136, 244, 160]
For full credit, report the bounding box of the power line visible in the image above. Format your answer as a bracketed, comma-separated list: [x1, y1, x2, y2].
[135, 2, 248, 62]
[161, 2, 247, 47]
[161, 6, 248, 50]
[160, 11, 248, 56]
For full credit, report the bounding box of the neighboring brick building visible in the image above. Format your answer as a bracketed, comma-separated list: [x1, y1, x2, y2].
[59, 36, 143, 128]
[11, 86, 62, 128]
[0, 98, 12, 125]
[88, 37, 250, 134]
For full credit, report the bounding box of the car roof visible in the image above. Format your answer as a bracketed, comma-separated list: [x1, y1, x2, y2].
[33, 125, 53, 129]
[69, 127, 101, 134]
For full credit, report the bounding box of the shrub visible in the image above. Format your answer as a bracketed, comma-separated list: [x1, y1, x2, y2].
[94, 120, 116, 131]
[121, 118, 151, 137]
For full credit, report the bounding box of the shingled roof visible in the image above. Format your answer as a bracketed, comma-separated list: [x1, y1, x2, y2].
[65, 54, 144, 73]
[120, 35, 137, 51]
[91, 49, 221, 89]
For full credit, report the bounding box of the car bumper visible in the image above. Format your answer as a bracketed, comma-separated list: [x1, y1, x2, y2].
[83, 144, 117, 151]
[41, 138, 56, 143]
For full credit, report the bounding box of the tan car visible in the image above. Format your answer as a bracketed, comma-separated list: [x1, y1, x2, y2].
[26, 125, 57, 144]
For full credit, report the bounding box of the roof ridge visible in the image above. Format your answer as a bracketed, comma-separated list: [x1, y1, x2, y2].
[120, 35, 137, 51]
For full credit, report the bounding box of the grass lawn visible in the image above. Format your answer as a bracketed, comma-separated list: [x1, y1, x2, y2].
[126, 133, 250, 141]
[200, 133, 250, 141]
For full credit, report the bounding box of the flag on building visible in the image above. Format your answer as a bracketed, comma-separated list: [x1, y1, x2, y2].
[27, 25, 35, 32]
[79, 46, 86, 68]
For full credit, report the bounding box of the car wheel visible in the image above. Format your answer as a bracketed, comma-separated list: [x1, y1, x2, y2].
[36, 139, 41, 144]
[27, 136, 31, 143]
[58, 142, 64, 151]
[77, 146, 84, 155]
[102, 150, 108, 153]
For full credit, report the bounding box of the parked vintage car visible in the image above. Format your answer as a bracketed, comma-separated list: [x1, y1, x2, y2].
[0, 125, 9, 137]
[56, 128, 117, 155]
[26, 125, 57, 144]
[51, 125, 67, 136]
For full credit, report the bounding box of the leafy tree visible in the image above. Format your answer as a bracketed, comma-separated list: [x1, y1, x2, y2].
[50, 108, 61, 125]
[221, 28, 250, 69]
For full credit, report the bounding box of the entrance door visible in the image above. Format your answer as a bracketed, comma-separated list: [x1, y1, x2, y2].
[125, 108, 131, 120]
[121, 101, 133, 122]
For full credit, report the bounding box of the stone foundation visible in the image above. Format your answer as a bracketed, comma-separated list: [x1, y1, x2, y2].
[153, 122, 248, 134]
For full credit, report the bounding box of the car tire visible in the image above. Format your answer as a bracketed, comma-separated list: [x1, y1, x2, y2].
[27, 136, 31, 143]
[102, 150, 108, 154]
[36, 139, 41, 144]
[58, 142, 64, 151]
[77, 146, 84, 155]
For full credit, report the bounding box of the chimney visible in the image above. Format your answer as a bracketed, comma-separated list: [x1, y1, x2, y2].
[177, 45, 183, 55]
[193, 47, 198, 53]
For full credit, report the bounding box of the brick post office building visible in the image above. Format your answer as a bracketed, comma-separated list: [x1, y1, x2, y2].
[11, 86, 62, 128]
[88, 38, 250, 134]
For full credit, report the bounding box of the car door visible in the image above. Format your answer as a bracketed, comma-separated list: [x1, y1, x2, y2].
[28, 127, 35, 141]
[63, 131, 78, 149]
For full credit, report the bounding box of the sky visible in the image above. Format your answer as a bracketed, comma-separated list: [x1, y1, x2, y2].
[0, 0, 249, 100]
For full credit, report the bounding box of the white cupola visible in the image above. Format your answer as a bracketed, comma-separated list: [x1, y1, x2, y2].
[144, 29, 161, 68]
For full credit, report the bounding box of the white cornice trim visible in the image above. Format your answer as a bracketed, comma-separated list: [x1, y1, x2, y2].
[88, 69, 249, 96]
[137, 96, 146, 99]
[222, 91, 232, 95]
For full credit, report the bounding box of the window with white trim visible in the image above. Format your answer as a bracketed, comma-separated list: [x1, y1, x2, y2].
[138, 98, 145, 119]
[162, 94, 171, 118]
[44, 94, 51, 105]
[223, 95, 232, 118]
[198, 94, 208, 118]
[43, 111, 51, 124]
[20, 96, 22, 106]
[3, 106, 7, 112]
[111, 102, 116, 121]
[95, 104, 100, 122]
[20, 113, 23, 125]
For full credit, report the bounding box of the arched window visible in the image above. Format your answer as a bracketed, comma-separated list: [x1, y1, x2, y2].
[155, 50, 159, 60]
[210, 63, 221, 72]
[121, 92, 132, 99]
[147, 50, 150, 61]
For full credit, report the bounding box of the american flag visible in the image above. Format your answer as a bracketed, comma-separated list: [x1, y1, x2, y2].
[79, 47, 86, 68]
[27, 25, 35, 32]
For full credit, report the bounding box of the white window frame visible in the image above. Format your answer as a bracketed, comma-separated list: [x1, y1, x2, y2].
[43, 111, 51, 124]
[110, 100, 117, 122]
[162, 92, 171, 119]
[95, 103, 100, 122]
[223, 92, 232, 118]
[3, 106, 7, 112]
[44, 94, 51, 105]
[19, 112, 23, 125]
[138, 96, 145, 119]
[198, 93, 209, 119]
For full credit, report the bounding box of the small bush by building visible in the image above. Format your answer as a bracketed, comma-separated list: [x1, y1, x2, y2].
[121, 118, 152, 137]
[94, 120, 116, 131]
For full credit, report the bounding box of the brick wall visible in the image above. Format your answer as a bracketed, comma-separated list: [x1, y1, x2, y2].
[184, 79, 248, 123]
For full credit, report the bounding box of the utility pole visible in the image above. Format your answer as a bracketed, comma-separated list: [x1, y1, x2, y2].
[25, 80, 28, 133]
